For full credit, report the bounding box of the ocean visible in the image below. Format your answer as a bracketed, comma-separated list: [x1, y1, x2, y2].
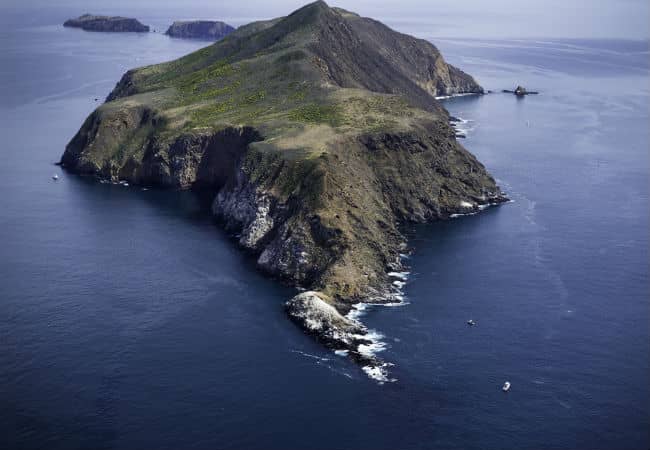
[1, 9, 648, 450]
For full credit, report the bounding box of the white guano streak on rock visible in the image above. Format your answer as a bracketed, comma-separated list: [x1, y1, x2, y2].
[286, 291, 361, 335]
[240, 195, 273, 248]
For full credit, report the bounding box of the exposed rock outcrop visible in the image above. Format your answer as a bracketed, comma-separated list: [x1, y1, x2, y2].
[63, 14, 149, 33]
[503, 85, 539, 96]
[165, 21, 235, 40]
[286, 291, 364, 348]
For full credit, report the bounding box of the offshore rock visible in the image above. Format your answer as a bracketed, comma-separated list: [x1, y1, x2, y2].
[503, 85, 539, 96]
[165, 21, 235, 40]
[64, 14, 149, 33]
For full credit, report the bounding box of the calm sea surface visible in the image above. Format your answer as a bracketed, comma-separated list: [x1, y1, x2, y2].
[1, 10, 648, 450]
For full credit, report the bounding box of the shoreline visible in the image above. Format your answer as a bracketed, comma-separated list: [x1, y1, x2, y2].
[285, 190, 509, 382]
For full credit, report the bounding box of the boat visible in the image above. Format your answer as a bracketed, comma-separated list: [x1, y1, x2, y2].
[467, 319, 476, 326]
[502, 381, 511, 392]
[52, 174, 59, 180]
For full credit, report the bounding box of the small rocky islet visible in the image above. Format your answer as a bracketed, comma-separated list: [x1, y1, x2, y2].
[63, 14, 150, 33]
[165, 21, 235, 40]
[63, 15, 235, 40]
[503, 85, 539, 96]
[61, 1, 507, 380]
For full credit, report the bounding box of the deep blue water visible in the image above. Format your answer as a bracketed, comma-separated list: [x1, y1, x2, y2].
[1, 13, 648, 450]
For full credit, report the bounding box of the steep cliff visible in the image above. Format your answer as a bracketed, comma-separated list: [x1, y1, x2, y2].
[61, 1, 505, 380]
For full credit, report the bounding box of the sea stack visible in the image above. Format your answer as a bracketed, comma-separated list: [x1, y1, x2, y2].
[63, 14, 149, 33]
[165, 21, 235, 40]
[503, 85, 539, 96]
[514, 85, 527, 96]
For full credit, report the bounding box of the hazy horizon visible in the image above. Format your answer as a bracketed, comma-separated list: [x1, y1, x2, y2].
[1, 0, 649, 40]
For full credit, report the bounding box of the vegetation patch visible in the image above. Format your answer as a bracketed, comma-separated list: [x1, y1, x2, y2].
[288, 103, 342, 126]
[189, 100, 236, 128]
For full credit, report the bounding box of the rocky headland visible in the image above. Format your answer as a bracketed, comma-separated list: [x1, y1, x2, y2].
[64, 14, 150, 33]
[165, 21, 235, 40]
[61, 1, 506, 380]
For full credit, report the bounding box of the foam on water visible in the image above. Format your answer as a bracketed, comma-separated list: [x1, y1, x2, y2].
[359, 335, 397, 383]
[434, 92, 480, 100]
[388, 271, 410, 281]
[291, 350, 330, 362]
[356, 329, 387, 358]
[346, 302, 369, 322]
[343, 296, 404, 382]
[346, 268, 410, 324]
[450, 201, 506, 218]
[450, 209, 479, 219]
[362, 364, 396, 383]
[293, 350, 356, 380]
[450, 116, 476, 137]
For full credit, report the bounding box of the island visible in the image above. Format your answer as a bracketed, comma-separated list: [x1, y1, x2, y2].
[165, 20, 235, 40]
[61, 1, 506, 380]
[63, 14, 150, 33]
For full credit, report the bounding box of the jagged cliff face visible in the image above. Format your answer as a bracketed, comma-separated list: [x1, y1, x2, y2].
[61, 1, 505, 379]
[165, 21, 235, 40]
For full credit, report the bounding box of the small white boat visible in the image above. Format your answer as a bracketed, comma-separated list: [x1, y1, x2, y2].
[502, 381, 511, 392]
[52, 174, 59, 180]
[467, 319, 476, 326]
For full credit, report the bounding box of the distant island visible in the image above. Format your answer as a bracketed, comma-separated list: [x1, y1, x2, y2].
[61, 1, 506, 380]
[503, 85, 539, 96]
[63, 14, 149, 33]
[165, 21, 235, 40]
